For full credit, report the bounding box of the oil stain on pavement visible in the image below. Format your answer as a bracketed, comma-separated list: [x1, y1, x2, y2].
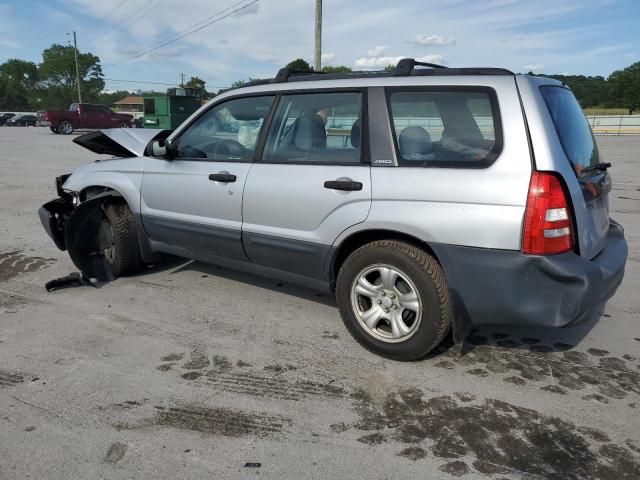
[343, 386, 640, 479]
[431, 334, 640, 403]
[0, 250, 56, 282]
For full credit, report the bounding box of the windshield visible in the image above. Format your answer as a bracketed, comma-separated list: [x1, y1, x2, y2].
[540, 86, 599, 177]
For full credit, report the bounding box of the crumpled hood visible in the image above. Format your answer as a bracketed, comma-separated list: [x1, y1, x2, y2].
[73, 128, 171, 158]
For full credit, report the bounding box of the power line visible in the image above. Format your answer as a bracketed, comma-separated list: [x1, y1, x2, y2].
[103, 77, 229, 89]
[104, 0, 258, 67]
[94, 0, 130, 24]
[93, 0, 167, 42]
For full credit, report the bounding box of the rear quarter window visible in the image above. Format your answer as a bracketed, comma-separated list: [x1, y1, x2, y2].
[387, 87, 502, 167]
[540, 86, 599, 176]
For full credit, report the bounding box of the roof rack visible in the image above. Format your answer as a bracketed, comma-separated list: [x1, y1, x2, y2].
[394, 58, 447, 76]
[275, 67, 325, 83]
[239, 58, 514, 90]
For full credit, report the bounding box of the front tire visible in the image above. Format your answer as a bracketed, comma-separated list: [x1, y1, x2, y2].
[336, 240, 452, 361]
[59, 120, 74, 134]
[101, 202, 144, 278]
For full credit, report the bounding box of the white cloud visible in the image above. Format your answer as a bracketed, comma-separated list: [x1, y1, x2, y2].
[367, 45, 387, 57]
[523, 63, 545, 71]
[410, 34, 455, 46]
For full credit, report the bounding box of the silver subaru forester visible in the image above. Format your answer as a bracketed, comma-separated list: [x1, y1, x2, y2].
[39, 58, 628, 360]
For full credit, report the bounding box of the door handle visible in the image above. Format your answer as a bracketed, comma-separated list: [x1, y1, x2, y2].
[324, 180, 363, 191]
[209, 173, 237, 183]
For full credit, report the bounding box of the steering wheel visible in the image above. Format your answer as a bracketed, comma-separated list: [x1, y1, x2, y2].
[213, 139, 247, 159]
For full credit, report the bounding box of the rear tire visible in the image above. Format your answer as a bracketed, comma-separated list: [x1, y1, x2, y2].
[59, 120, 73, 135]
[336, 240, 452, 361]
[102, 202, 144, 278]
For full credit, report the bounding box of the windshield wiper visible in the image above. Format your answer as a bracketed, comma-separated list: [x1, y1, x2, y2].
[582, 162, 611, 174]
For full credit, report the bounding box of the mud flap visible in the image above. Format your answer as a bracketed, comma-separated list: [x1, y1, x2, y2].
[64, 197, 116, 282]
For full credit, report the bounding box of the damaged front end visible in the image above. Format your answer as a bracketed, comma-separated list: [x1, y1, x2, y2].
[39, 181, 121, 282]
[38, 174, 74, 250]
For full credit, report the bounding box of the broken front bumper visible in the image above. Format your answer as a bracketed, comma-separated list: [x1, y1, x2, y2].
[38, 196, 73, 250]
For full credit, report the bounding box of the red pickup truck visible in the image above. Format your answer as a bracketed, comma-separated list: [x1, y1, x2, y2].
[43, 103, 133, 134]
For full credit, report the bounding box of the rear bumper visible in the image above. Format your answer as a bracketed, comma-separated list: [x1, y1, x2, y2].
[432, 221, 628, 328]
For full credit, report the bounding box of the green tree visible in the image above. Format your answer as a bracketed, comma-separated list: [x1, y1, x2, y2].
[185, 76, 207, 97]
[37, 44, 104, 109]
[608, 62, 640, 114]
[321, 65, 352, 73]
[0, 59, 38, 110]
[285, 58, 313, 72]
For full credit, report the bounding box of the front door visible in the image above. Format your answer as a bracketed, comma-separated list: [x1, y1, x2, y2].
[242, 90, 371, 279]
[140, 95, 276, 260]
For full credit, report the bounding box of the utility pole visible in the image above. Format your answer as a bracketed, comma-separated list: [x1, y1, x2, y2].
[72, 31, 82, 103]
[180, 73, 185, 87]
[314, 0, 322, 71]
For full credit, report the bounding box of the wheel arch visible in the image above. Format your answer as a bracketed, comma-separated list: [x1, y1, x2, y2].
[328, 228, 472, 343]
[71, 184, 157, 263]
[329, 229, 441, 282]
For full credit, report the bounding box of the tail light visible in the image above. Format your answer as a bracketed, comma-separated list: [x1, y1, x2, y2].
[523, 171, 573, 255]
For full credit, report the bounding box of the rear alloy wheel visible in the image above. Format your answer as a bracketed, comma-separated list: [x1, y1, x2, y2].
[59, 120, 74, 134]
[336, 240, 452, 361]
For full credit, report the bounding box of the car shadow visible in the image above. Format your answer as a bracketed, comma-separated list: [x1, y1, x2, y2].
[428, 310, 603, 359]
[137, 256, 606, 357]
[164, 258, 338, 307]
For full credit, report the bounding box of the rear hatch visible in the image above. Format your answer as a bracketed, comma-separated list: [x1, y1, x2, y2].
[538, 84, 611, 259]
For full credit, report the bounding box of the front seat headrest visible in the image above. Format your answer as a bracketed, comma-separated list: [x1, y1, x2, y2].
[294, 113, 326, 151]
[399, 126, 433, 160]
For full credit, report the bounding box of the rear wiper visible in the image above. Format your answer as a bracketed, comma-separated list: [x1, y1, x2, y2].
[582, 162, 611, 174]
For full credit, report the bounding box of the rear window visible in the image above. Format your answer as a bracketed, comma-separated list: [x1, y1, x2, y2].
[540, 86, 599, 175]
[387, 88, 502, 167]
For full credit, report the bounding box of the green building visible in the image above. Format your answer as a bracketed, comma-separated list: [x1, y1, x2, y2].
[143, 88, 201, 129]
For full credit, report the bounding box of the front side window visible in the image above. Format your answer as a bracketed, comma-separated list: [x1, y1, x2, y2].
[176, 95, 275, 161]
[262, 92, 362, 164]
[388, 89, 501, 166]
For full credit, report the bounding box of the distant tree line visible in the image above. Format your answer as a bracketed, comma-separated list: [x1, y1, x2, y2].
[533, 63, 640, 114]
[2, 46, 639, 114]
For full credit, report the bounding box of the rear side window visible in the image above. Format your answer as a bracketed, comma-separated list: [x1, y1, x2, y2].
[540, 86, 599, 176]
[262, 92, 362, 164]
[387, 88, 502, 167]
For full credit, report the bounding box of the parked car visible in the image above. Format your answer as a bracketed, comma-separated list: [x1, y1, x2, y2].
[6, 114, 37, 126]
[43, 103, 133, 134]
[0, 112, 16, 126]
[38, 58, 627, 360]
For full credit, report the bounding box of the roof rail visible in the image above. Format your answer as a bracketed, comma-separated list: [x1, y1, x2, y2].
[234, 59, 514, 91]
[394, 58, 447, 76]
[275, 67, 325, 83]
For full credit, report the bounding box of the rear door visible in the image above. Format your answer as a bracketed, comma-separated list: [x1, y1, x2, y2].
[539, 85, 611, 259]
[140, 95, 275, 260]
[242, 90, 371, 280]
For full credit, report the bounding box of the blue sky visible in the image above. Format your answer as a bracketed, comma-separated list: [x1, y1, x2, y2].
[0, 0, 638, 92]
